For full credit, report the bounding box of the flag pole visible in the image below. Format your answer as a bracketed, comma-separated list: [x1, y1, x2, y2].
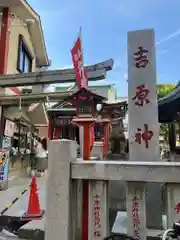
[79, 26, 85, 66]
[70, 27, 83, 51]
[79, 26, 88, 88]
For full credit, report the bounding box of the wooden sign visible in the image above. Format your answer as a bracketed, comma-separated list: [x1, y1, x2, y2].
[4, 119, 15, 138]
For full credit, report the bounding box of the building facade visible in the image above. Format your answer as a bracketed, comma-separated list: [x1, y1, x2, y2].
[0, 1, 49, 94]
[0, 1, 49, 172]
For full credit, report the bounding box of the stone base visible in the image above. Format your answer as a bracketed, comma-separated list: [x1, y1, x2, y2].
[17, 229, 162, 240]
[0, 181, 8, 191]
[106, 235, 161, 240]
[18, 227, 44, 240]
[21, 209, 45, 221]
[18, 218, 45, 239]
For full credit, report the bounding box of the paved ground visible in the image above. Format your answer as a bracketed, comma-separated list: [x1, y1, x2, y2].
[0, 169, 46, 239]
[0, 179, 46, 217]
[8, 169, 35, 188]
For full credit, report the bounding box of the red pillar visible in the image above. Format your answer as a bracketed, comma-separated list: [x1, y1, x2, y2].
[0, 7, 11, 74]
[72, 118, 96, 240]
[48, 120, 53, 140]
[54, 119, 60, 139]
[90, 125, 94, 153]
[72, 119, 96, 160]
[0, 8, 11, 143]
[96, 119, 110, 158]
[102, 123, 108, 157]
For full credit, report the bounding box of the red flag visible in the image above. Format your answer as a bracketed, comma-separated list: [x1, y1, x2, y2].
[71, 33, 88, 89]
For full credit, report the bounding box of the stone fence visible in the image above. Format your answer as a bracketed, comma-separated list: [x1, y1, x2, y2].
[45, 139, 180, 240]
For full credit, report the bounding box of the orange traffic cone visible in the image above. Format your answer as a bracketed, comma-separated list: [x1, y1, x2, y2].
[21, 176, 45, 220]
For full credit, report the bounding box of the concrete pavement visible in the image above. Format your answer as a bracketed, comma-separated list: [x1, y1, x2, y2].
[0, 172, 46, 239]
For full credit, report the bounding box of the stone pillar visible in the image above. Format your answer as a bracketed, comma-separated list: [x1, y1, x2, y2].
[71, 179, 83, 240]
[72, 118, 96, 240]
[45, 139, 77, 240]
[88, 180, 109, 240]
[126, 182, 146, 240]
[166, 183, 180, 228]
[166, 125, 180, 226]
[127, 29, 160, 240]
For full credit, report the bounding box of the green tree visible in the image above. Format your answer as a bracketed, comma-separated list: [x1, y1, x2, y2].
[157, 84, 175, 99]
[157, 84, 176, 142]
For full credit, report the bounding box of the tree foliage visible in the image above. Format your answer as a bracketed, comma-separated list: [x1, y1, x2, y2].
[157, 84, 176, 142]
[157, 84, 175, 99]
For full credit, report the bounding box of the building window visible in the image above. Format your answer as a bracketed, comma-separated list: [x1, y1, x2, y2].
[17, 35, 33, 73]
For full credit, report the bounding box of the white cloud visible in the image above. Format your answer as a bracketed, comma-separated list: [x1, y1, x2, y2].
[156, 28, 180, 45]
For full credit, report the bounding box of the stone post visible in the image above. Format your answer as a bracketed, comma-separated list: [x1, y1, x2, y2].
[72, 118, 96, 240]
[45, 139, 77, 240]
[71, 179, 83, 240]
[127, 29, 160, 240]
[166, 183, 180, 228]
[88, 180, 109, 240]
[126, 182, 146, 240]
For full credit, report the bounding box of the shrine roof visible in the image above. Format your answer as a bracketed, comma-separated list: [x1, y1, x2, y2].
[55, 84, 113, 93]
[102, 100, 127, 113]
[158, 83, 180, 123]
[103, 101, 127, 107]
[51, 98, 128, 116]
[63, 87, 106, 101]
[47, 108, 76, 116]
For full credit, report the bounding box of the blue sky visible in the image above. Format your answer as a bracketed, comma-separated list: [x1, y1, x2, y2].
[29, 0, 180, 96]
